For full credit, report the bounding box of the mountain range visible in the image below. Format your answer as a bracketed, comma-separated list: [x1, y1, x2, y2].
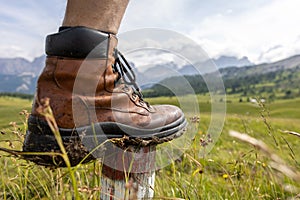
[145, 54, 300, 98]
[0, 55, 45, 76]
[0, 55, 45, 94]
[0, 54, 298, 94]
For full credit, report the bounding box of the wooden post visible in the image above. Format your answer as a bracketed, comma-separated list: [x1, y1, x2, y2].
[100, 142, 156, 200]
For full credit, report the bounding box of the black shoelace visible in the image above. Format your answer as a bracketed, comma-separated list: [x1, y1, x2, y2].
[113, 50, 144, 100]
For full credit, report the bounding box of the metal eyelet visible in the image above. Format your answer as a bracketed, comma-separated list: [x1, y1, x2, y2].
[132, 93, 138, 101]
[139, 100, 145, 106]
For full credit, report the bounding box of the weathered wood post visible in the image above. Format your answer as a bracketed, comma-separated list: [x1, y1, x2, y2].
[100, 141, 156, 200]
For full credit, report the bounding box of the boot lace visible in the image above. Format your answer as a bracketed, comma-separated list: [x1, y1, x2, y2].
[113, 50, 144, 101]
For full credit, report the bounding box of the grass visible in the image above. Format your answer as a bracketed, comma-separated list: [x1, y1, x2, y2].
[0, 95, 300, 199]
[154, 113, 300, 199]
[0, 97, 31, 129]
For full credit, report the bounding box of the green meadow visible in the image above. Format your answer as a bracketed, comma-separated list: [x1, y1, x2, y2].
[0, 95, 300, 199]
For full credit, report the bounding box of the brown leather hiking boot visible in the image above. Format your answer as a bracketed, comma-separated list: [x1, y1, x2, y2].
[22, 27, 187, 167]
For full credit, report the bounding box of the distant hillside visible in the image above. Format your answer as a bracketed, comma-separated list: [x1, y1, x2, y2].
[135, 55, 253, 86]
[0, 54, 298, 97]
[0, 73, 37, 94]
[1, 54, 251, 93]
[178, 56, 253, 75]
[0, 55, 45, 94]
[144, 55, 300, 100]
[218, 54, 300, 79]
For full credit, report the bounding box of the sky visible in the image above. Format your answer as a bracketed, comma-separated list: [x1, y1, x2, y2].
[1, 0, 300, 64]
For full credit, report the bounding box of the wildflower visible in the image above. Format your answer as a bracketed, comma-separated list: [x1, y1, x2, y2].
[200, 138, 208, 147]
[9, 122, 17, 128]
[207, 134, 213, 143]
[19, 110, 30, 118]
[222, 174, 229, 179]
[190, 116, 200, 123]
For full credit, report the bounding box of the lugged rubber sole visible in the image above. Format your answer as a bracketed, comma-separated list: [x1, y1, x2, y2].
[22, 115, 187, 167]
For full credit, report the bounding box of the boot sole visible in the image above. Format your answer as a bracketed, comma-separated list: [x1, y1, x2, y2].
[22, 115, 187, 167]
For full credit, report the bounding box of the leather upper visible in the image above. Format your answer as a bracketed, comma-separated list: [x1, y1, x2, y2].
[32, 28, 183, 131]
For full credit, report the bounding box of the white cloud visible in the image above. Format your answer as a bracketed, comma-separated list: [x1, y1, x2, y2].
[188, 0, 300, 63]
[1, 0, 300, 64]
[0, 0, 66, 60]
[118, 28, 210, 68]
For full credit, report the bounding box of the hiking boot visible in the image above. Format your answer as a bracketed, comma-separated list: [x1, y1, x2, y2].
[22, 27, 187, 167]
